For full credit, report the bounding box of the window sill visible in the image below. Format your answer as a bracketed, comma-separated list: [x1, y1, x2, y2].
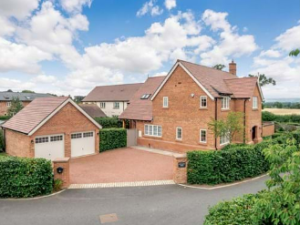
[175, 139, 183, 142]
[221, 109, 230, 112]
[252, 108, 259, 111]
[199, 107, 208, 110]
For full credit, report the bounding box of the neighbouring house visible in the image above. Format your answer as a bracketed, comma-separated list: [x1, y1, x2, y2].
[120, 60, 264, 153]
[1, 97, 101, 160]
[0, 91, 53, 116]
[82, 83, 142, 117]
[79, 104, 107, 118]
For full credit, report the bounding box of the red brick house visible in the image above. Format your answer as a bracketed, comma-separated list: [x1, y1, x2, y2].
[120, 60, 264, 153]
[2, 97, 101, 160]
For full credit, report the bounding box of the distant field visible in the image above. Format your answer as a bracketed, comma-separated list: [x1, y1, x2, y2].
[263, 108, 300, 115]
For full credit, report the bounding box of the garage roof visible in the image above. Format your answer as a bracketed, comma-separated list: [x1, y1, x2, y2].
[2, 97, 102, 135]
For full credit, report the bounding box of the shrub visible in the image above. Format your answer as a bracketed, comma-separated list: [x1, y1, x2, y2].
[53, 179, 63, 192]
[0, 157, 53, 198]
[99, 128, 127, 152]
[94, 116, 129, 129]
[187, 145, 269, 185]
[0, 130, 4, 152]
[204, 193, 259, 225]
[0, 115, 11, 121]
[262, 111, 300, 124]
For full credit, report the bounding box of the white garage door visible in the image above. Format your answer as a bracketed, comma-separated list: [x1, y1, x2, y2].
[71, 131, 95, 157]
[35, 134, 64, 161]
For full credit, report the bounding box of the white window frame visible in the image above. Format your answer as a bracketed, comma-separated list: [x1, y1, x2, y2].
[200, 96, 208, 109]
[100, 102, 106, 109]
[6, 102, 11, 107]
[220, 132, 230, 146]
[113, 102, 120, 109]
[200, 129, 207, 143]
[221, 97, 230, 110]
[176, 127, 182, 140]
[252, 97, 258, 110]
[144, 124, 162, 137]
[163, 97, 168, 108]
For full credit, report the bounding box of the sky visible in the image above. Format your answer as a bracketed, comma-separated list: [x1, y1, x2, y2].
[0, 0, 299, 100]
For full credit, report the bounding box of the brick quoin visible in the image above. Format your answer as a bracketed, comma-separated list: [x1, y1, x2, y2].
[5, 103, 100, 158]
[136, 66, 263, 153]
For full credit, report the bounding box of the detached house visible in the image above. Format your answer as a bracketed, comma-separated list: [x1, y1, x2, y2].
[82, 83, 142, 117]
[0, 91, 52, 116]
[120, 60, 264, 153]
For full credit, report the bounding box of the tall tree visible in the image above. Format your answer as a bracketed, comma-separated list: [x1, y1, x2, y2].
[22, 90, 35, 93]
[289, 49, 299, 57]
[249, 74, 276, 87]
[7, 97, 23, 116]
[213, 64, 226, 70]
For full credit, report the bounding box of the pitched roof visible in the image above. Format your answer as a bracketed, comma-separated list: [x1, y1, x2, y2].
[83, 83, 143, 102]
[79, 104, 107, 118]
[2, 97, 101, 135]
[119, 76, 165, 121]
[152, 60, 263, 100]
[0, 91, 53, 101]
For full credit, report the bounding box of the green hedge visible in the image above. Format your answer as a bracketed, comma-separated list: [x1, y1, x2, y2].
[187, 144, 269, 185]
[262, 111, 300, 123]
[204, 194, 259, 225]
[0, 157, 53, 198]
[0, 115, 11, 121]
[94, 117, 130, 129]
[99, 128, 127, 152]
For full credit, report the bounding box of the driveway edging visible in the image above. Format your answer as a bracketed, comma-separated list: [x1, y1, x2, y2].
[1, 189, 66, 201]
[178, 173, 268, 190]
[69, 180, 175, 189]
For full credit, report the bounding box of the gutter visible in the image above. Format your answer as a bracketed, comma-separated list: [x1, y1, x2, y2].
[243, 99, 248, 144]
[215, 98, 218, 150]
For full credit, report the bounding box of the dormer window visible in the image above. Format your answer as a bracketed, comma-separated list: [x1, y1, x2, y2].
[221, 97, 230, 110]
[141, 94, 151, 99]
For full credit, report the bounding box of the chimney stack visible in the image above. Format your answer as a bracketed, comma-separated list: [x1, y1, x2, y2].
[229, 60, 237, 75]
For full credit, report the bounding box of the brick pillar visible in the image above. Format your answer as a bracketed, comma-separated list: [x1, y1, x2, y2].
[173, 156, 187, 184]
[53, 158, 70, 188]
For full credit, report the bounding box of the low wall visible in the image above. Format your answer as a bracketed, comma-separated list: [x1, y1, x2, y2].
[173, 155, 187, 184]
[262, 122, 275, 137]
[53, 158, 70, 188]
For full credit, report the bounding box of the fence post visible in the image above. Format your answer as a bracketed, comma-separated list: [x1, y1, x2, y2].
[53, 158, 70, 188]
[173, 155, 187, 184]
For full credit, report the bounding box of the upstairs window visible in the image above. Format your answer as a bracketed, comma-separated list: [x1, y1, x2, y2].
[200, 96, 207, 108]
[100, 102, 106, 109]
[113, 102, 120, 109]
[221, 97, 230, 110]
[176, 127, 182, 140]
[6, 102, 11, 107]
[163, 97, 168, 108]
[253, 97, 258, 109]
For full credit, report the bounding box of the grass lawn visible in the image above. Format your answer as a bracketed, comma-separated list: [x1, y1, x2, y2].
[263, 108, 300, 115]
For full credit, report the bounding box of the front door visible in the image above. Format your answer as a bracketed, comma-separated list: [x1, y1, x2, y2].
[252, 126, 257, 141]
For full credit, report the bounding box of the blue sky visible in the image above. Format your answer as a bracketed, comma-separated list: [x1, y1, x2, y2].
[0, 0, 299, 99]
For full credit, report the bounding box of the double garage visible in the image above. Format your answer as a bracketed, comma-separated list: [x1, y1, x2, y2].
[35, 131, 96, 160]
[2, 97, 101, 160]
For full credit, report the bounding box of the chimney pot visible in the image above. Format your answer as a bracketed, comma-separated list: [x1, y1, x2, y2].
[229, 60, 237, 76]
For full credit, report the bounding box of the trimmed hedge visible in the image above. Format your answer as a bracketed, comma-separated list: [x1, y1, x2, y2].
[94, 117, 129, 129]
[0, 157, 53, 198]
[187, 144, 269, 185]
[0, 115, 11, 121]
[262, 111, 300, 124]
[99, 128, 127, 152]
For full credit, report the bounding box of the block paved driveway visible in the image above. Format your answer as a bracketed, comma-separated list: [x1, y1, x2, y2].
[70, 147, 174, 184]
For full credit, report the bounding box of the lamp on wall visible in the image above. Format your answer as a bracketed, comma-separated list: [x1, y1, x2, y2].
[57, 167, 64, 174]
[190, 93, 195, 98]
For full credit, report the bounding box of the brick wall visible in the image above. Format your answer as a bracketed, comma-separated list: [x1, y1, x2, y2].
[135, 66, 263, 153]
[5, 129, 33, 157]
[0, 101, 31, 116]
[262, 122, 275, 137]
[5, 102, 100, 158]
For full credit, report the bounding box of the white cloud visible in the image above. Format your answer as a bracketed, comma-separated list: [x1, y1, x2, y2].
[0, 0, 40, 20]
[200, 9, 258, 66]
[0, 77, 35, 91]
[259, 50, 281, 58]
[60, 0, 92, 13]
[137, 0, 163, 17]
[0, 16, 15, 37]
[275, 21, 300, 51]
[33, 75, 57, 83]
[165, 0, 176, 10]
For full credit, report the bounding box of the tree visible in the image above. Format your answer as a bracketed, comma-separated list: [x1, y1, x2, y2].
[7, 97, 23, 116]
[208, 112, 245, 143]
[289, 49, 299, 57]
[22, 90, 35, 93]
[213, 64, 226, 70]
[249, 74, 276, 87]
[253, 138, 300, 224]
[7, 89, 13, 92]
